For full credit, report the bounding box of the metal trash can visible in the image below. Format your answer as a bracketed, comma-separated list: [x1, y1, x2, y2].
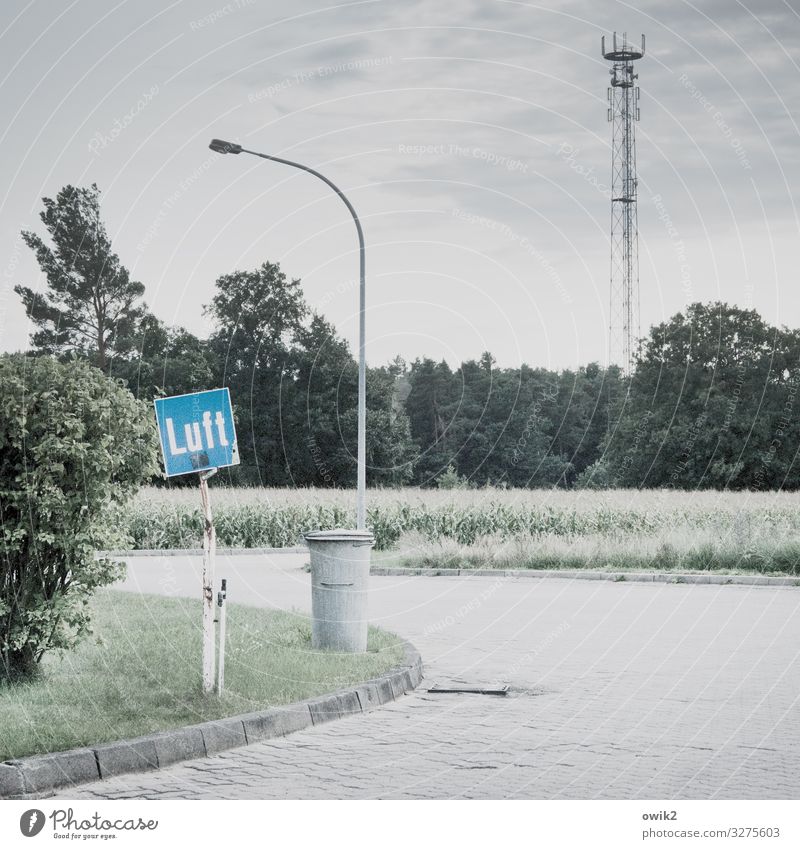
[304, 528, 374, 652]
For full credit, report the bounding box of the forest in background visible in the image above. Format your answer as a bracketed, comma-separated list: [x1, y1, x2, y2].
[11, 183, 800, 491]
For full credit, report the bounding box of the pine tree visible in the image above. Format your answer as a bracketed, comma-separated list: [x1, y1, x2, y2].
[15, 184, 145, 372]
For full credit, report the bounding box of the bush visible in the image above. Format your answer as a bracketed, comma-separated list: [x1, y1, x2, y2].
[0, 355, 158, 680]
[435, 463, 471, 490]
[574, 459, 615, 489]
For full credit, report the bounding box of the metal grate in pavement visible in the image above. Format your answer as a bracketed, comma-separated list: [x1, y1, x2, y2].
[427, 684, 509, 696]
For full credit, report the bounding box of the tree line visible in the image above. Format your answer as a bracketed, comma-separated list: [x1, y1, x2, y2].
[13, 183, 800, 490]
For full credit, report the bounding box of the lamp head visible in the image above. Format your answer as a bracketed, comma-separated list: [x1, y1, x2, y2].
[209, 138, 242, 154]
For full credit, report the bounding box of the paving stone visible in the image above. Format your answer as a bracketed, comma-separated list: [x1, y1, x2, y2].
[51, 556, 800, 800]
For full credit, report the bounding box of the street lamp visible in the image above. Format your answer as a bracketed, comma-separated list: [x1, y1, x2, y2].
[209, 138, 367, 530]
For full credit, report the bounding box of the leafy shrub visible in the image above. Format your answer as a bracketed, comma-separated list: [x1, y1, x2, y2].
[574, 459, 615, 489]
[435, 463, 471, 490]
[0, 355, 158, 679]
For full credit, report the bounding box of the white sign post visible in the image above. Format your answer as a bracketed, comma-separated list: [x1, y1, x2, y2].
[154, 389, 239, 695]
[216, 578, 228, 695]
[199, 468, 217, 694]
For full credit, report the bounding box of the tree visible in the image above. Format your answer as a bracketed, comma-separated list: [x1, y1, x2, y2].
[0, 355, 158, 680]
[112, 314, 214, 401]
[550, 363, 623, 485]
[405, 355, 621, 488]
[362, 363, 418, 486]
[279, 315, 416, 487]
[204, 262, 307, 484]
[14, 184, 146, 372]
[605, 302, 800, 489]
[205, 262, 418, 488]
[405, 358, 460, 484]
[286, 313, 359, 485]
[489, 364, 571, 488]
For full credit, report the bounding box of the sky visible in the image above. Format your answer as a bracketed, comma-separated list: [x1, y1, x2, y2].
[1, 0, 798, 370]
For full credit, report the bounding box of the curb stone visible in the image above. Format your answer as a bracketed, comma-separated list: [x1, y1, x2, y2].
[94, 738, 159, 780]
[0, 640, 422, 800]
[0, 764, 26, 798]
[98, 549, 800, 588]
[368, 566, 800, 587]
[198, 718, 248, 757]
[96, 546, 309, 558]
[14, 749, 101, 795]
[240, 704, 312, 744]
[146, 728, 206, 768]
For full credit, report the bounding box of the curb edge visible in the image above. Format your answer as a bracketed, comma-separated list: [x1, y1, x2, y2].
[369, 566, 800, 587]
[0, 640, 422, 800]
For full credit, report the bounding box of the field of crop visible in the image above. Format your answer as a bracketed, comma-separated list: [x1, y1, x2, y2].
[118, 487, 800, 574]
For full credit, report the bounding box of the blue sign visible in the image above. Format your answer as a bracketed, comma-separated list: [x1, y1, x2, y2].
[154, 388, 239, 477]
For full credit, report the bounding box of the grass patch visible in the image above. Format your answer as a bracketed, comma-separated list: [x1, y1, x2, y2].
[373, 528, 800, 576]
[0, 589, 404, 761]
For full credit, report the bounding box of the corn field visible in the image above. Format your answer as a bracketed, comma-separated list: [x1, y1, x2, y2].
[118, 487, 800, 573]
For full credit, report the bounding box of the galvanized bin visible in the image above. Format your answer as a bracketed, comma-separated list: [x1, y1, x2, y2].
[304, 528, 374, 652]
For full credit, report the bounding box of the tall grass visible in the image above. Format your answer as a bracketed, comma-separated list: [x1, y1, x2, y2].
[120, 487, 800, 572]
[374, 528, 800, 575]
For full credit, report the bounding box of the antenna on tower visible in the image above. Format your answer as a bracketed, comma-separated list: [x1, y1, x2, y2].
[602, 31, 645, 376]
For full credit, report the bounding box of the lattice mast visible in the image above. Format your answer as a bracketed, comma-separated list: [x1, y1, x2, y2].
[602, 32, 645, 375]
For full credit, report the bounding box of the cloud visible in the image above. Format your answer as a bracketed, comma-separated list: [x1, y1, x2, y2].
[2, 0, 798, 367]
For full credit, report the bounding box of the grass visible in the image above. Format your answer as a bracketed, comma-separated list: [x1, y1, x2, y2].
[0, 589, 405, 761]
[129, 485, 800, 513]
[117, 486, 800, 574]
[372, 528, 800, 576]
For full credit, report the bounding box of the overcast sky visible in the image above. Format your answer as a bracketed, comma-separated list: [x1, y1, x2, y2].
[1, 0, 798, 370]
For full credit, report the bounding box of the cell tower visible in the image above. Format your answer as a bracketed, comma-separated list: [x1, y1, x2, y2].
[602, 31, 645, 375]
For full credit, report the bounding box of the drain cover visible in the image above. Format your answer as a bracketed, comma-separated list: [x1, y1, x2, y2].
[427, 684, 509, 696]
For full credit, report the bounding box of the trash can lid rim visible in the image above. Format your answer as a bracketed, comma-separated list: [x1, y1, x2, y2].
[304, 528, 375, 542]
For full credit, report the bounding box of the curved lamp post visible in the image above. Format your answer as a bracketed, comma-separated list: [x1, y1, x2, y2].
[208, 139, 367, 530]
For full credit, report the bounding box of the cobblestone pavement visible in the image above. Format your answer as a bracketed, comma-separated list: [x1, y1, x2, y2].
[59, 554, 800, 799]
